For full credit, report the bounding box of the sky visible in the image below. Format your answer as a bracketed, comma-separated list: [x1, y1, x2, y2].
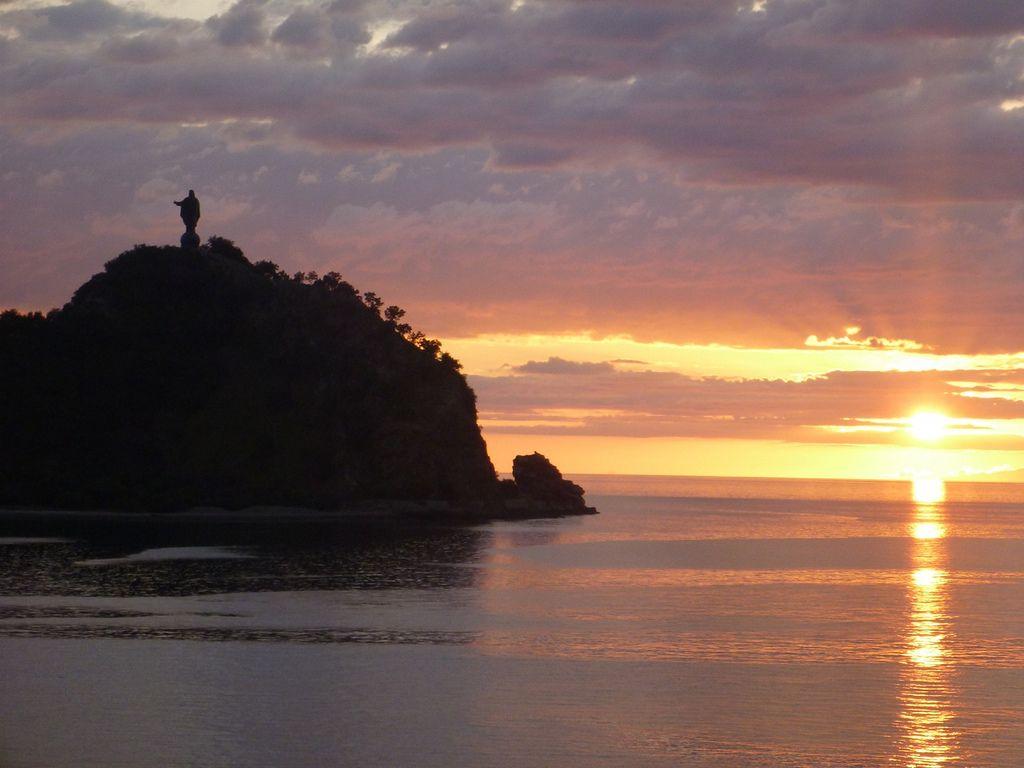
[3, 0, 1024, 479]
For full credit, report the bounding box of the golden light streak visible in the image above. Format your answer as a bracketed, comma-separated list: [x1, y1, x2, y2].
[912, 522, 945, 539]
[912, 568, 942, 588]
[481, 432, 1024, 479]
[895, 486, 960, 766]
[957, 390, 1024, 402]
[452, 329, 1024, 478]
[441, 332, 1024, 380]
[820, 415, 1024, 439]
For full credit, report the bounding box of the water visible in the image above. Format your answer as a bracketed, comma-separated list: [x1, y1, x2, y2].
[2, 476, 1024, 767]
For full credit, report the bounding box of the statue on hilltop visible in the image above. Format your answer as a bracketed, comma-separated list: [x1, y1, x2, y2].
[174, 190, 201, 249]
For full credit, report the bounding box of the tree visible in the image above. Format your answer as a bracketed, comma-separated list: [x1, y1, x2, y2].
[362, 292, 383, 314]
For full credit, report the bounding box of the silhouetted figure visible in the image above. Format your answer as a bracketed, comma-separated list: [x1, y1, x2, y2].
[175, 190, 200, 230]
[174, 190, 201, 249]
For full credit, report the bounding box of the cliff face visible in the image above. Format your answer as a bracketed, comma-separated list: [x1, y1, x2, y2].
[0, 240, 500, 512]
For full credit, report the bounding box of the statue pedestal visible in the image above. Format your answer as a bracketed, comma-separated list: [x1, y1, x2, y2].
[181, 230, 200, 249]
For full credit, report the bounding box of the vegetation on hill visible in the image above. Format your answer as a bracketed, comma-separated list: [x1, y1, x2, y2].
[0, 238, 501, 512]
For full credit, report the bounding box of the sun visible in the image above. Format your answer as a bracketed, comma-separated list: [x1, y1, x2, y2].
[908, 411, 948, 442]
[911, 475, 945, 505]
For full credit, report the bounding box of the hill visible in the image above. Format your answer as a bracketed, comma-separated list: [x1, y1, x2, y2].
[0, 238, 565, 515]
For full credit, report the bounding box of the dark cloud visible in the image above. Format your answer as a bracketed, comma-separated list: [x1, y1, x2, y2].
[330, 15, 370, 47]
[513, 357, 616, 375]
[17, 0, 162, 40]
[326, 0, 367, 14]
[101, 33, 180, 63]
[545, 1, 729, 43]
[39, 0, 132, 37]
[3, 0, 1024, 363]
[491, 142, 576, 168]
[801, 0, 1024, 39]
[272, 8, 326, 49]
[207, 0, 267, 47]
[384, 5, 502, 51]
[3, 0, 1022, 197]
[271, 6, 368, 53]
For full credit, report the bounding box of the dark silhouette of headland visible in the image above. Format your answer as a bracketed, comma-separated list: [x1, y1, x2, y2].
[0, 222, 594, 518]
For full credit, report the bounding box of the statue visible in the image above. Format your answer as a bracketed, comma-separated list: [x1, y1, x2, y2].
[174, 190, 201, 249]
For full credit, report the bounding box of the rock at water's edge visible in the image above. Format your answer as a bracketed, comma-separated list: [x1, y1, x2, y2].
[503, 452, 596, 516]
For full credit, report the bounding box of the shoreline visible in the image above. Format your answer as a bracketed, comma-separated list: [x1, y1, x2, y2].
[0, 499, 598, 523]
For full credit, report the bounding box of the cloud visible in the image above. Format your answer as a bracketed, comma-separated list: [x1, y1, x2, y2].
[100, 32, 180, 63]
[805, 332, 927, 351]
[383, 5, 500, 52]
[271, 6, 369, 54]
[3, 0, 1024, 361]
[370, 161, 400, 183]
[799, 0, 1024, 39]
[35, 169, 63, 188]
[207, 0, 266, 47]
[271, 8, 326, 49]
[34, 0, 145, 39]
[490, 142, 576, 169]
[133, 176, 178, 202]
[471, 365, 1024, 448]
[2, 0, 1021, 198]
[513, 357, 616, 375]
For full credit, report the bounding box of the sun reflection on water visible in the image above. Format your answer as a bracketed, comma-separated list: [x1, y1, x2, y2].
[912, 522, 945, 540]
[912, 568, 941, 589]
[895, 481, 960, 766]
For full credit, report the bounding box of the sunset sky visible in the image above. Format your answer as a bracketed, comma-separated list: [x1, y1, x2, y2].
[3, 0, 1024, 479]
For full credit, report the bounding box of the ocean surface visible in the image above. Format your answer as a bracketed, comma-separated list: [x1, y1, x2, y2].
[2, 475, 1024, 767]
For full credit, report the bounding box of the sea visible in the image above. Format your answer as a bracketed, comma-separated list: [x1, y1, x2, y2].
[2, 475, 1024, 767]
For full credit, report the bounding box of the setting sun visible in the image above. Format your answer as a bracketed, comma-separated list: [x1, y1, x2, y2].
[912, 475, 946, 505]
[909, 412, 949, 442]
